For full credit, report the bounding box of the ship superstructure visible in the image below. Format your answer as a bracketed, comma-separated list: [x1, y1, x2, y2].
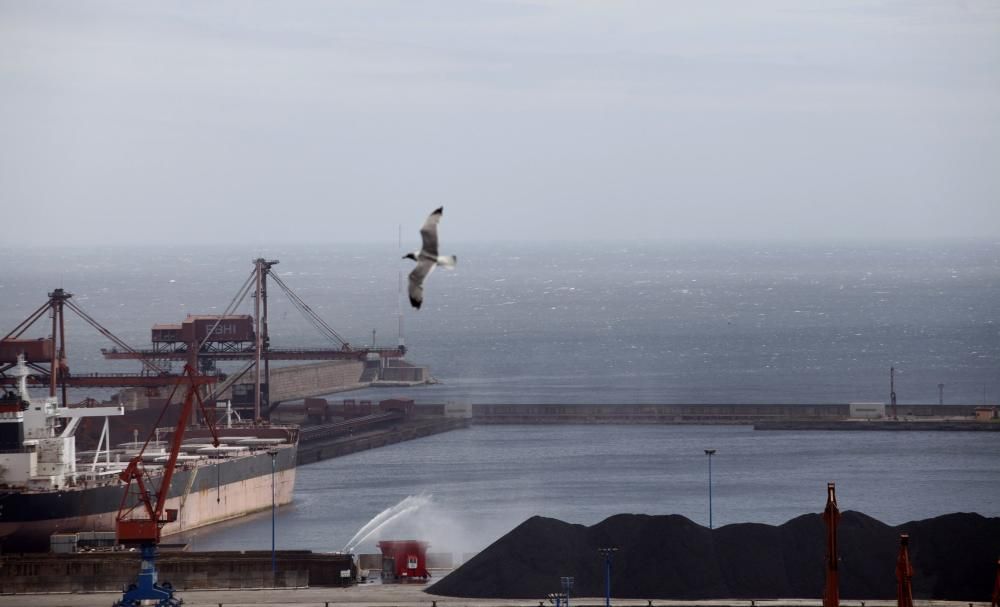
[0, 356, 124, 491]
[0, 356, 298, 552]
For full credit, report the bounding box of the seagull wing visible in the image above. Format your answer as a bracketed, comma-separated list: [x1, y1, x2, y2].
[407, 258, 436, 310]
[419, 207, 443, 257]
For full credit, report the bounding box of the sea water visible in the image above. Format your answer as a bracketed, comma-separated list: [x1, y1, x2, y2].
[175, 424, 1000, 554]
[3, 240, 999, 553]
[3, 240, 998, 404]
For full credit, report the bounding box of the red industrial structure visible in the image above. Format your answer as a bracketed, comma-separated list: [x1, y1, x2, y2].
[99, 258, 406, 419]
[0, 289, 216, 398]
[114, 365, 220, 607]
[896, 534, 914, 607]
[822, 482, 840, 607]
[379, 397, 415, 416]
[378, 540, 430, 581]
[1, 258, 407, 420]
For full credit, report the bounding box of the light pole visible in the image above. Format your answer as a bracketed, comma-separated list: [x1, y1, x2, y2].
[268, 448, 279, 579]
[560, 576, 574, 607]
[704, 449, 716, 529]
[598, 547, 618, 607]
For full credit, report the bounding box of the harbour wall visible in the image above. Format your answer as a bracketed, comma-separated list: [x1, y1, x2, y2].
[0, 550, 354, 593]
[470, 403, 981, 425]
[297, 416, 469, 465]
[755, 420, 1000, 431]
[227, 360, 431, 405]
[266, 360, 366, 402]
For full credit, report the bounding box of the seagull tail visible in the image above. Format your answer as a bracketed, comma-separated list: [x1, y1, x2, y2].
[437, 255, 457, 269]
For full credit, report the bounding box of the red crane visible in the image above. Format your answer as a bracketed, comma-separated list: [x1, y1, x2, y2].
[114, 364, 220, 607]
[896, 534, 914, 607]
[992, 559, 999, 607]
[822, 482, 840, 607]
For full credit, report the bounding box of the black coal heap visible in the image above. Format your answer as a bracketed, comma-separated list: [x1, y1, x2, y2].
[427, 512, 999, 600]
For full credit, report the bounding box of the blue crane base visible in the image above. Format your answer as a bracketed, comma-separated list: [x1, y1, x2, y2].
[113, 543, 182, 607]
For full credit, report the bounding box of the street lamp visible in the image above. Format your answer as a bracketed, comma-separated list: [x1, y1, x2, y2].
[598, 547, 618, 607]
[704, 449, 716, 529]
[267, 448, 279, 579]
[560, 576, 575, 607]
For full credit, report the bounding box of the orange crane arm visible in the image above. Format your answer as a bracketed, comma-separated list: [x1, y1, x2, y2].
[116, 364, 220, 545]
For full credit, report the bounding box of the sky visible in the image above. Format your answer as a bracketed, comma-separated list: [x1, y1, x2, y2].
[1, 1, 998, 245]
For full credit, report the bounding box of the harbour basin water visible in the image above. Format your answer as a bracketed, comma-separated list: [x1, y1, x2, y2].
[176, 424, 1000, 557]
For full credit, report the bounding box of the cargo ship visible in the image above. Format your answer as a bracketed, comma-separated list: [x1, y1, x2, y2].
[0, 356, 297, 553]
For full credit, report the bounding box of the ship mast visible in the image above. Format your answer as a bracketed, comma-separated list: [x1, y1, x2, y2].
[890, 367, 897, 421]
[398, 223, 405, 351]
[253, 258, 278, 422]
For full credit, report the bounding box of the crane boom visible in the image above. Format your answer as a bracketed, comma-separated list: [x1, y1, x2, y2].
[113, 364, 220, 607]
[116, 364, 220, 543]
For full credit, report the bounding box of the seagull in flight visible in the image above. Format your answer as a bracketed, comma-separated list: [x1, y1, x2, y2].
[403, 206, 456, 310]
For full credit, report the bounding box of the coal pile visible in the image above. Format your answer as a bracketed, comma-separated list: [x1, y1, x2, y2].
[427, 512, 999, 600]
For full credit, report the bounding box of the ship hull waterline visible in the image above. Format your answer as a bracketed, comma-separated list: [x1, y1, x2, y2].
[0, 443, 296, 552]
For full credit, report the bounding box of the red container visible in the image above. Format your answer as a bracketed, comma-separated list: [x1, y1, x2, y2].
[0, 338, 54, 363]
[379, 398, 414, 416]
[305, 397, 328, 420]
[378, 540, 430, 580]
[151, 324, 183, 343]
[179, 315, 255, 343]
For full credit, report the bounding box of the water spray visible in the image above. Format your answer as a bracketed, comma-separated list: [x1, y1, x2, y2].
[343, 493, 431, 553]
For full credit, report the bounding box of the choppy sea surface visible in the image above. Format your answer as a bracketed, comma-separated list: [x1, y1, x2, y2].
[3, 240, 999, 404]
[3, 241, 999, 553]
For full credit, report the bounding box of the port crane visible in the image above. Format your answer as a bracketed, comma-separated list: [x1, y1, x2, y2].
[113, 364, 220, 607]
[0, 289, 218, 397]
[99, 258, 407, 419]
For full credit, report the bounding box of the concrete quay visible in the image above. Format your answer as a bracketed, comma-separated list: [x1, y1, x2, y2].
[0, 550, 353, 595]
[0, 588, 986, 607]
[755, 420, 1000, 431]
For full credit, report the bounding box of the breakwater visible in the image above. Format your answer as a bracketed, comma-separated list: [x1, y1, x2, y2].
[756, 420, 1000, 431]
[470, 403, 981, 425]
[297, 416, 469, 465]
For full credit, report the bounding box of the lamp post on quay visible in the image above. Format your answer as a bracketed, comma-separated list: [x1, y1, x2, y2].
[598, 547, 618, 607]
[268, 448, 279, 579]
[560, 576, 575, 607]
[704, 449, 716, 529]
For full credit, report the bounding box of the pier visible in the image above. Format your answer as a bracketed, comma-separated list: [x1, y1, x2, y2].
[469, 403, 984, 426]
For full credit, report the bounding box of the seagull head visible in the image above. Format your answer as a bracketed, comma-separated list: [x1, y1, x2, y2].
[403, 252, 418, 261]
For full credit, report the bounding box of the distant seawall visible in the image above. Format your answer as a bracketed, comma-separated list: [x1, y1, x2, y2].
[470, 403, 980, 425]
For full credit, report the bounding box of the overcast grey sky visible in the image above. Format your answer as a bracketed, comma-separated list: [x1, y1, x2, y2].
[2, 1, 998, 245]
